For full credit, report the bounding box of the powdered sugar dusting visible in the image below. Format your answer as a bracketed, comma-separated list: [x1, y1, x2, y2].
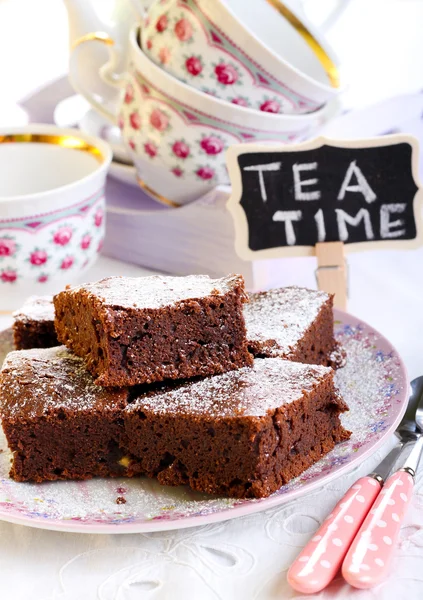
[1, 348, 330, 420]
[335, 338, 392, 444]
[12, 296, 55, 323]
[0, 346, 126, 419]
[244, 287, 329, 356]
[132, 358, 331, 417]
[62, 274, 244, 310]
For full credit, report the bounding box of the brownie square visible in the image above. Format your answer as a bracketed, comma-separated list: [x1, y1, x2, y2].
[124, 358, 350, 498]
[13, 295, 58, 350]
[244, 287, 345, 368]
[53, 274, 252, 386]
[0, 348, 350, 497]
[0, 346, 128, 483]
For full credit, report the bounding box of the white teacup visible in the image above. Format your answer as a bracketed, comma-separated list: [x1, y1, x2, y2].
[0, 124, 112, 309]
[140, 0, 342, 115]
[70, 25, 332, 206]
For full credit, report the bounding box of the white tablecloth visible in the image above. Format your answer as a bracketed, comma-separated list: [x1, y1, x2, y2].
[2, 0, 423, 598]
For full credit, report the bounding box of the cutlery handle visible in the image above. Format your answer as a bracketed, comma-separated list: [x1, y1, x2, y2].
[287, 476, 381, 594]
[342, 470, 414, 589]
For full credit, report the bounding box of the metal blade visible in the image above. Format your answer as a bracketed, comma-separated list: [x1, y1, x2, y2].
[371, 443, 405, 481]
[402, 435, 423, 476]
[368, 376, 423, 482]
[398, 376, 423, 434]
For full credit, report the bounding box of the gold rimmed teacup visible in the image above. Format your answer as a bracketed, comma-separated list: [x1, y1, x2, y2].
[0, 124, 112, 310]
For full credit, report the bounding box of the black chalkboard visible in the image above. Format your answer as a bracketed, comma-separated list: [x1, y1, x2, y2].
[227, 137, 421, 259]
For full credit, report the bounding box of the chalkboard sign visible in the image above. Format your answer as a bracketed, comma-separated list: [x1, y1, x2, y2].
[226, 136, 422, 260]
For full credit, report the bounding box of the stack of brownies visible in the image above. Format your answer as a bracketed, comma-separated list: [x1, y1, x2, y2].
[0, 274, 350, 499]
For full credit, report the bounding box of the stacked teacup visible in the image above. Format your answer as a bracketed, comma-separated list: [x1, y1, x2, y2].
[70, 0, 341, 206]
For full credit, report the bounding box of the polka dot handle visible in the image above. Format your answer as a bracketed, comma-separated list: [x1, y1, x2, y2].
[342, 470, 414, 589]
[287, 476, 381, 594]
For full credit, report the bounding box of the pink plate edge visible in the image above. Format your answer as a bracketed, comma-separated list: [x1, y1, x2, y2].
[0, 308, 409, 534]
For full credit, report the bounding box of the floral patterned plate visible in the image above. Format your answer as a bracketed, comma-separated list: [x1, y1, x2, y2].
[0, 310, 408, 534]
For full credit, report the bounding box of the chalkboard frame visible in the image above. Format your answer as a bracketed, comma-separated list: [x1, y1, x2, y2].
[226, 135, 423, 260]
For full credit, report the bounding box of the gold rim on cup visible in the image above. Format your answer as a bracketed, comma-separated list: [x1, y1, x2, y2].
[136, 176, 182, 208]
[0, 133, 105, 163]
[265, 0, 340, 88]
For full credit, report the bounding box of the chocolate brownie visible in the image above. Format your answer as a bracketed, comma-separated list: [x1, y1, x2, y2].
[244, 287, 345, 368]
[53, 274, 252, 386]
[0, 347, 128, 483]
[13, 295, 58, 350]
[0, 347, 350, 497]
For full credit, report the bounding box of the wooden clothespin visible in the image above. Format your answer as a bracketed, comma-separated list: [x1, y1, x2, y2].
[315, 241, 347, 310]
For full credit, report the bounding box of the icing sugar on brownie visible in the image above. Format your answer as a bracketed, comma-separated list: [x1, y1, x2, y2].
[134, 358, 332, 418]
[13, 296, 55, 323]
[54, 274, 252, 386]
[66, 274, 247, 310]
[0, 347, 350, 497]
[0, 346, 126, 418]
[13, 295, 58, 351]
[244, 286, 341, 367]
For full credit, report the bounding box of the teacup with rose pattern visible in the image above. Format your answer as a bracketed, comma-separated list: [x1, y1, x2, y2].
[70, 25, 332, 206]
[140, 0, 341, 115]
[0, 124, 112, 310]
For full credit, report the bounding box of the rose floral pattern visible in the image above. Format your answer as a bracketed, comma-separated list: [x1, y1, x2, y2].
[0, 189, 104, 287]
[185, 55, 203, 77]
[94, 208, 104, 228]
[199, 135, 224, 155]
[29, 250, 48, 267]
[0, 237, 17, 257]
[129, 111, 142, 130]
[260, 98, 282, 113]
[144, 141, 158, 158]
[155, 14, 168, 33]
[80, 234, 91, 250]
[119, 67, 314, 196]
[158, 47, 171, 65]
[172, 139, 190, 159]
[124, 84, 134, 104]
[196, 166, 215, 180]
[1, 269, 17, 283]
[231, 96, 250, 107]
[171, 166, 184, 177]
[53, 226, 73, 246]
[60, 256, 74, 270]
[141, 0, 320, 114]
[174, 18, 193, 42]
[149, 108, 170, 131]
[214, 62, 239, 86]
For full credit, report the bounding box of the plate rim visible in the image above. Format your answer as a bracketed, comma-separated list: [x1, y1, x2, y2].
[0, 308, 409, 534]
